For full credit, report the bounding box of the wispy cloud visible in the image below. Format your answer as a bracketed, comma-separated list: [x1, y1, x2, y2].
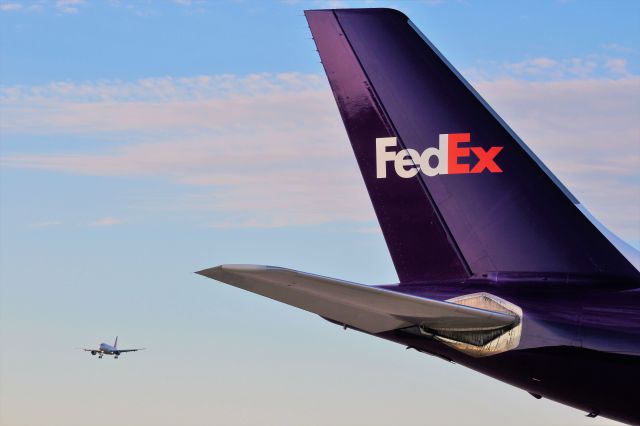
[604, 58, 629, 75]
[1, 73, 371, 228]
[89, 217, 127, 227]
[356, 225, 383, 235]
[0, 73, 328, 134]
[1, 72, 638, 241]
[474, 77, 640, 239]
[466, 53, 634, 81]
[281, 0, 446, 7]
[1, 73, 326, 101]
[601, 43, 635, 53]
[281, 0, 350, 7]
[0, 0, 87, 14]
[55, 0, 84, 14]
[0, 2, 22, 11]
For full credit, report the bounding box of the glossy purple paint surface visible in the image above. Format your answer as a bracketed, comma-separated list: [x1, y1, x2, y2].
[306, 10, 468, 282]
[307, 8, 638, 281]
[376, 278, 640, 424]
[305, 8, 640, 424]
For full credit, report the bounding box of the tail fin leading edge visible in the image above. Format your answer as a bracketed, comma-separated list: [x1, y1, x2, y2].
[305, 8, 638, 281]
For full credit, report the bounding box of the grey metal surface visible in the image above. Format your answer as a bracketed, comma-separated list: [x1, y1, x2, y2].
[197, 264, 516, 334]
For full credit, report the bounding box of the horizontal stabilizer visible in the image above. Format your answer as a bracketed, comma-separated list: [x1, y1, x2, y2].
[196, 265, 516, 334]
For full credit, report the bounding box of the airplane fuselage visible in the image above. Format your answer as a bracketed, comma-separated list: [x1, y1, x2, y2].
[90, 343, 122, 358]
[84, 337, 141, 358]
[97, 343, 119, 355]
[376, 274, 640, 424]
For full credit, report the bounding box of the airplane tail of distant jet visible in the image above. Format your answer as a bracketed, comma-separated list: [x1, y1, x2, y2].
[304, 8, 638, 282]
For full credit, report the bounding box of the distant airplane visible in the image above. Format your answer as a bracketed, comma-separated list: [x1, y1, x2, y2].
[82, 337, 145, 359]
[197, 8, 640, 425]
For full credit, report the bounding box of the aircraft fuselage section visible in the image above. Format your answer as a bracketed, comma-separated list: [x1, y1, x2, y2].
[375, 275, 640, 424]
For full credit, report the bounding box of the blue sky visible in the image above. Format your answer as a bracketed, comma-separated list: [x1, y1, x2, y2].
[0, 1, 638, 425]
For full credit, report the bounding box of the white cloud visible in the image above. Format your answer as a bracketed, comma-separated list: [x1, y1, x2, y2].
[56, 0, 84, 14]
[601, 43, 634, 53]
[1, 73, 638, 242]
[90, 217, 127, 226]
[604, 58, 629, 75]
[281, 0, 350, 8]
[467, 54, 633, 81]
[0, 3, 22, 11]
[0, 73, 328, 135]
[529, 57, 556, 69]
[474, 78, 640, 240]
[356, 225, 383, 235]
[1, 73, 371, 228]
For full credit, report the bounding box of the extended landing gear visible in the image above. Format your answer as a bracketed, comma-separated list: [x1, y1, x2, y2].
[586, 409, 600, 418]
[98, 354, 103, 359]
[114, 356, 119, 359]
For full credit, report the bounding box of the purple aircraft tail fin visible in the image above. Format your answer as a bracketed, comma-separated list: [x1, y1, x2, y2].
[305, 8, 638, 282]
[114, 336, 118, 349]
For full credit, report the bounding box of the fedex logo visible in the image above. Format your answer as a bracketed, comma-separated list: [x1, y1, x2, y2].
[376, 133, 503, 178]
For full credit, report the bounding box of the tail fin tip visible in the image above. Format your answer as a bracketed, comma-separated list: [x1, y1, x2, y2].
[306, 8, 638, 280]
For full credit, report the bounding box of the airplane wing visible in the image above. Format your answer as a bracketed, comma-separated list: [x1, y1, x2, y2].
[196, 265, 516, 334]
[81, 348, 98, 352]
[116, 348, 145, 353]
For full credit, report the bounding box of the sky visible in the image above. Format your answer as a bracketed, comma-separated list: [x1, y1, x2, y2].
[0, 1, 638, 426]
